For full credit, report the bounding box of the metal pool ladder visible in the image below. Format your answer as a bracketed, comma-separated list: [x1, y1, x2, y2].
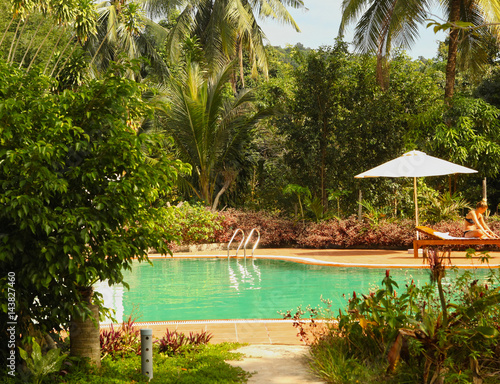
[227, 228, 245, 258]
[243, 228, 260, 258]
[227, 228, 260, 258]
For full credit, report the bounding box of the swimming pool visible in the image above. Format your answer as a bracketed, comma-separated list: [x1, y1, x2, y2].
[95, 258, 492, 322]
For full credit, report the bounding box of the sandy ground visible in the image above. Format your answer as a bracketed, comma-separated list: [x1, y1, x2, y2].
[227, 345, 325, 384]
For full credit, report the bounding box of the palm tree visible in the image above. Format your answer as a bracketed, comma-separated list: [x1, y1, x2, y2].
[340, 0, 500, 98]
[156, 60, 271, 210]
[145, 0, 305, 87]
[85, 0, 170, 80]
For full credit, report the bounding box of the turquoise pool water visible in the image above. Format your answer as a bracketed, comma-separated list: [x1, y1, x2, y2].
[96, 258, 492, 322]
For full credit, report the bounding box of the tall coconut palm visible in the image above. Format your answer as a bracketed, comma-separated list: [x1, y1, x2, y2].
[157, 60, 271, 210]
[340, 0, 500, 99]
[145, 0, 304, 86]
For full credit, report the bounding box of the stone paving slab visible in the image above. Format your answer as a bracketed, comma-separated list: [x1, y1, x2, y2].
[227, 345, 325, 384]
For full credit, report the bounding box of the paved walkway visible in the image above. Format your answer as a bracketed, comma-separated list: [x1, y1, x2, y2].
[226, 345, 324, 383]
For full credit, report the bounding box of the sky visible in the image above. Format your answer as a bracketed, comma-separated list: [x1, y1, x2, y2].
[259, 0, 447, 59]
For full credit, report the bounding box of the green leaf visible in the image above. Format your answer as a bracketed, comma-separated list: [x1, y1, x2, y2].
[18, 347, 28, 362]
[32, 341, 42, 364]
[475, 326, 499, 338]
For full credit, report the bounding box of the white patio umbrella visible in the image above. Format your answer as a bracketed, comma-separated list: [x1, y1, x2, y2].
[354, 150, 477, 231]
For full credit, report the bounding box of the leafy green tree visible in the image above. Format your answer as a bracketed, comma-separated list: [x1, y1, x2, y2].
[156, 59, 271, 210]
[0, 59, 188, 360]
[411, 94, 500, 205]
[240, 45, 297, 210]
[280, 48, 444, 217]
[284, 41, 356, 210]
[475, 66, 500, 108]
[336, 52, 443, 207]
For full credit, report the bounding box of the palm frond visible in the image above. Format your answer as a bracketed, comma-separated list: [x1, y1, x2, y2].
[339, 0, 370, 35]
[143, 0, 188, 19]
[164, 4, 196, 63]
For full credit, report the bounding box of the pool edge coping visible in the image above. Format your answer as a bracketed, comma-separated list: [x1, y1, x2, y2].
[147, 253, 500, 269]
[100, 318, 333, 327]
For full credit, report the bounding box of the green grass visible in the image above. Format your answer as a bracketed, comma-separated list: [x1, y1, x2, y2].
[2, 343, 250, 384]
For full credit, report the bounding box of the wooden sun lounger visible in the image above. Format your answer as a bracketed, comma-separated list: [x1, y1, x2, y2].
[413, 226, 500, 258]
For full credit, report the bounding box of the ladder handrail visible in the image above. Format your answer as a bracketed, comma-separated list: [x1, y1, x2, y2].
[243, 228, 260, 258]
[227, 228, 245, 258]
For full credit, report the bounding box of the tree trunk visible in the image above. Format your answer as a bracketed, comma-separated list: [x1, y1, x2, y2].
[0, 15, 15, 48]
[444, 0, 461, 100]
[10, 16, 29, 65]
[70, 287, 101, 367]
[201, 174, 212, 207]
[27, 23, 55, 72]
[19, 18, 45, 69]
[376, 54, 390, 90]
[7, 19, 22, 63]
[44, 26, 65, 74]
[211, 175, 232, 211]
[55, 39, 79, 78]
[238, 38, 245, 88]
[375, 0, 396, 90]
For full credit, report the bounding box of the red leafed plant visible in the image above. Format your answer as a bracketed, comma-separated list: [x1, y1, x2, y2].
[100, 315, 140, 359]
[156, 329, 213, 356]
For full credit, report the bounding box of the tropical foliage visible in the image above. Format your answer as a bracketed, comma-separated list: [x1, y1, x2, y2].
[156, 59, 270, 210]
[0, 0, 97, 77]
[147, 0, 305, 86]
[339, 0, 500, 98]
[305, 265, 500, 383]
[86, 0, 170, 80]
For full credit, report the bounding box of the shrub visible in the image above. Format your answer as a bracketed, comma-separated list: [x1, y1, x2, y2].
[100, 315, 140, 359]
[216, 209, 298, 247]
[156, 329, 213, 356]
[297, 217, 415, 249]
[165, 203, 224, 251]
[165, 206, 500, 251]
[18, 340, 67, 384]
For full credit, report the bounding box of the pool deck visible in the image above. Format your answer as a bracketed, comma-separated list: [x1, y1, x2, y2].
[125, 248, 500, 345]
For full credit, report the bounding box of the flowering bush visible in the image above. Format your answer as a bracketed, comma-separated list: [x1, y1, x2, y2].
[306, 268, 500, 383]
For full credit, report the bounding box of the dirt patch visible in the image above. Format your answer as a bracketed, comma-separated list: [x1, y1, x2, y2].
[227, 344, 325, 383]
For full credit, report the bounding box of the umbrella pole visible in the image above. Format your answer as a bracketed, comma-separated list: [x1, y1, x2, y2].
[414, 177, 419, 240]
